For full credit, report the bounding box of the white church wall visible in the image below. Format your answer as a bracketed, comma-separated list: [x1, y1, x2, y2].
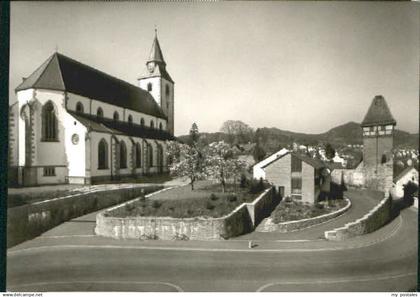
[66, 93, 91, 114]
[65, 114, 88, 181]
[138, 76, 161, 107]
[17, 89, 34, 167]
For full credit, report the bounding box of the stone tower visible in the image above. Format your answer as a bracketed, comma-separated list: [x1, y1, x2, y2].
[138, 30, 175, 135]
[361, 95, 396, 192]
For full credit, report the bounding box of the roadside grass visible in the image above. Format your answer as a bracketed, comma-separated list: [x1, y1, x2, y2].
[95, 174, 172, 185]
[270, 198, 348, 224]
[109, 180, 269, 218]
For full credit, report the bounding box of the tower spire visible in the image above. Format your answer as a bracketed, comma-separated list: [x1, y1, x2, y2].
[147, 28, 165, 66]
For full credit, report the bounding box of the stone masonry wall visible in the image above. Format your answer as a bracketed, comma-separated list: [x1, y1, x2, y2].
[324, 192, 392, 241]
[96, 188, 277, 240]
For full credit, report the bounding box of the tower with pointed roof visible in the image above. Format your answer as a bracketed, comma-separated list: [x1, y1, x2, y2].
[361, 95, 396, 192]
[138, 30, 175, 135]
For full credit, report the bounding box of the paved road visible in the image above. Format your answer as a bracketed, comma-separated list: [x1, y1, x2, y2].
[6, 190, 418, 292]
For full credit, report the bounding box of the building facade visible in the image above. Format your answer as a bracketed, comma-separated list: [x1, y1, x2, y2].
[9, 33, 175, 186]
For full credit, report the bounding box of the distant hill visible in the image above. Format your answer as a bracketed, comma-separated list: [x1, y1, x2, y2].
[178, 122, 418, 150]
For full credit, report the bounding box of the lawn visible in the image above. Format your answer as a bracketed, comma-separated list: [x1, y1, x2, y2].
[109, 180, 269, 219]
[270, 198, 348, 224]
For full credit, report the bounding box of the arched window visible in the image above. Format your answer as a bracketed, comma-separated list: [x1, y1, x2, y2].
[113, 111, 119, 122]
[97, 107, 103, 118]
[147, 83, 152, 92]
[135, 143, 141, 168]
[159, 122, 163, 130]
[119, 140, 127, 169]
[42, 101, 58, 141]
[165, 85, 170, 97]
[98, 139, 108, 169]
[140, 118, 145, 126]
[148, 143, 153, 167]
[150, 120, 154, 129]
[381, 154, 387, 164]
[128, 115, 133, 125]
[76, 102, 84, 113]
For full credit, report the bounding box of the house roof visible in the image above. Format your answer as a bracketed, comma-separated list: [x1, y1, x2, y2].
[69, 111, 174, 141]
[361, 95, 396, 127]
[16, 53, 167, 119]
[393, 166, 418, 183]
[261, 151, 326, 170]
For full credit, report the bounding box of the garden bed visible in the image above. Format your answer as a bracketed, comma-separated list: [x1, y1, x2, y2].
[108, 180, 269, 219]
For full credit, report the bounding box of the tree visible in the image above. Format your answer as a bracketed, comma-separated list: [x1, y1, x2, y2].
[166, 141, 204, 190]
[325, 143, 336, 161]
[204, 141, 246, 192]
[220, 120, 254, 145]
[253, 142, 266, 163]
[189, 122, 200, 146]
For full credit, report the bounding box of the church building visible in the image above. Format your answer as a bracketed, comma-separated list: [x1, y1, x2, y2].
[9, 32, 175, 186]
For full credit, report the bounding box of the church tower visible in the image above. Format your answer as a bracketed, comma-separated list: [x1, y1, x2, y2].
[138, 30, 175, 135]
[361, 95, 396, 192]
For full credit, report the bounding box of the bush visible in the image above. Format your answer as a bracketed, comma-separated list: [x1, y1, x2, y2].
[206, 201, 215, 210]
[210, 193, 219, 201]
[227, 194, 237, 202]
[249, 178, 266, 194]
[152, 200, 162, 209]
[240, 174, 249, 188]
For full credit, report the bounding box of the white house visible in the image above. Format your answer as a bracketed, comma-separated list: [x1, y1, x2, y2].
[252, 148, 289, 180]
[9, 32, 175, 186]
[392, 166, 418, 198]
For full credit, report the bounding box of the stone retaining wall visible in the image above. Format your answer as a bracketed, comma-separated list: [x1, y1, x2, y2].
[257, 198, 351, 233]
[7, 185, 162, 247]
[324, 193, 392, 241]
[95, 187, 278, 240]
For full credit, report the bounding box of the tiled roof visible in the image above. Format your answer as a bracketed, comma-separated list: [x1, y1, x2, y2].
[361, 95, 396, 127]
[69, 111, 174, 141]
[16, 53, 167, 119]
[261, 151, 326, 170]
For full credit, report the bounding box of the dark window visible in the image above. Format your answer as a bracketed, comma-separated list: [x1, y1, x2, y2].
[159, 122, 163, 130]
[128, 115, 133, 125]
[135, 143, 141, 168]
[98, 139, 108, 169]
[147, 83, 152, 92]
[113, 111, 119, 122]
[165, 85, 170, 97]
[97, 107, 103, 118]
[140, 118, 145, 126]
[148, 143, 153, 167]
[76, 102, 84, 113]
[150, 120, 154, 129]
[119, 141, 127, 169]
[42, 102, 58, 141]
[291, 155, 302, 172]
[43, 167, 55, 176]
[291, 177, 302, 194]
[381, 154, 387, 164]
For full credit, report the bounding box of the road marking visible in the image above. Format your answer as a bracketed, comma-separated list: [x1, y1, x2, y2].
[8, 280, 184, 292]
[256, 272, 417, 292]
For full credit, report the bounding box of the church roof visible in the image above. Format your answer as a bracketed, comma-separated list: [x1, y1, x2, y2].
[16, 53, 167, 119]
[361, 95, 396, 127]
[69, 111, 174, 141]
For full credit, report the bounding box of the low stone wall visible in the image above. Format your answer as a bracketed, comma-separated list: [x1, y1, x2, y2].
[331, 169, 364, 188]
[324, 193, 392, 241]
[7, 185, 162, 248]
[257, 198, 351, 233]
[95, 187, 277, 240]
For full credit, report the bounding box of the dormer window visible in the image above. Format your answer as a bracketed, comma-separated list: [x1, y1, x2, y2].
[147, 83, 152, 92]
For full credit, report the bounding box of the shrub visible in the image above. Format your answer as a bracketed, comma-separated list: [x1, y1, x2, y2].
[240, 174, 248, 188]
[227, 194, 237, 202]
[152, 200, 162, 209]
[249, 178, 265, 194]
[210, 193, 219, 201]
[206, 201, 215, 210]
[315, 203, 324, 210]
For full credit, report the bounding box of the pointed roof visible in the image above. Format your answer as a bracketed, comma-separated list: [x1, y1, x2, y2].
[147, 33, 166, 65]
[16, 53, 167, 119]
[361, 95, 396, 127]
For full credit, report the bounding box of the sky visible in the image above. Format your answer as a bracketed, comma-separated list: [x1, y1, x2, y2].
[9, 2, 419, 136]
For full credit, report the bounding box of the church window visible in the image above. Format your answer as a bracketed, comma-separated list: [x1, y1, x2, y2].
[140, 118, 145, 126]
[150, 120, 154, 129]
[42, 101, 58, 142]
[148, 143, 153, 167]
[165, 85, 170, 97]
[113, 111, 119, 122]
[147, 83, 153, 92]
[159, 122, 163, 130]
[128, 115, 133, 125]
[135, 143, 141, 168]
[76, 102, 84, 113]
[98, 139, 108, 169]
[119, 140, 127, 169]
[43, 166, 55, 176]
[97, 107, 103, 118]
